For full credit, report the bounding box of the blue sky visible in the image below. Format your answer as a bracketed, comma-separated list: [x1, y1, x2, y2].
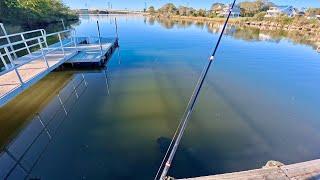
[63, 0, 320, 10]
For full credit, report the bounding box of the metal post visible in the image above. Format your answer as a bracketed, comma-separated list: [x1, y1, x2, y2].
[104, 70, 110, 95]
[0, 53, 9, 70]
[73, 29, 78, 51]
[115, 17, 119, 39]
[61, 19, 66, 30]
[96, 20, 103, 55]
[4, 47, 24, 85]
[40, 29, 49, 48]
[72, 80, 79, 99]
[58, 33, 66, 57]
[21, 34, 31, 54]
[38, 38, 50, 68]
[82, 74, 88, 87]
[37, 114, 52, 139]
[0, 23, 18, 59]
[58, 94, 68, 115]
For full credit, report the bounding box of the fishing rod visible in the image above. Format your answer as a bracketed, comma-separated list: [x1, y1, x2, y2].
[155, 0, 237, 179]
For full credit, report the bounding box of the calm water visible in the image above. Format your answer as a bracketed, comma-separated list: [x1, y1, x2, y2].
[1, 15, 320, 179]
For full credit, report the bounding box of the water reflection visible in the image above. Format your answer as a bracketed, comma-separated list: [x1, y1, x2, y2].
[0, 74, 87, 179]
[147, 17, 319, 51]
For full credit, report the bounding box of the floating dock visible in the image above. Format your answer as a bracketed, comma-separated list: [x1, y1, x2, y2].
[0, 24, 118, 107]
[178, 159, 320, 180]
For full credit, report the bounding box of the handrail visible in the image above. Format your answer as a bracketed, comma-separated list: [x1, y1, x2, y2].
[0, 35, 45, 50]
[0, 27, 80, 82]
[0, 29, 45, 40]
[46, 29, 71, 37]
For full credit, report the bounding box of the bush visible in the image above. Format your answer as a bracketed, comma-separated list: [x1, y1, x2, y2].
[0, 0, 78, 26]
[254, 12, 267, 21]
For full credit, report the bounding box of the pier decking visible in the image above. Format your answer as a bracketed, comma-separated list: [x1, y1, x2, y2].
[0, 25, 118, 107]
[179, 159, 320, 180]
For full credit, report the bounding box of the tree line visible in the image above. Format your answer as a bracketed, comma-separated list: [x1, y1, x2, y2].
[0, 0, 78, 27]
[148, 0, 320, 18]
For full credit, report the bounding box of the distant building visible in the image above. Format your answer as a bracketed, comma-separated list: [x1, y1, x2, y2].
[265, 6, 295, 17]
[218, 4, 241, 18]
[293, 8, 306, 17]
[79, 9, 89, 15]
[307, 15, 320, 20]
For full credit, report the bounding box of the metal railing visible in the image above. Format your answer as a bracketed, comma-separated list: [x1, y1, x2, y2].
[0, 24, 78, 87]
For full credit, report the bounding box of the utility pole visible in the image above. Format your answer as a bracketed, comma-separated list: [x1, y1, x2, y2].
[144, 1, 147, 12]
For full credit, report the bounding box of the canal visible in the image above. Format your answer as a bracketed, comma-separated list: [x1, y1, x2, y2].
[1, 15, 320, 179]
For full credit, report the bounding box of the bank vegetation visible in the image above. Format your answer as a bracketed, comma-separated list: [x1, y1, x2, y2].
[0, 0, 78, 27]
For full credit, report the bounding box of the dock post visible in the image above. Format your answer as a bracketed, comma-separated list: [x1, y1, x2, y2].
[0, 53, 10, 70]
[104, 70, 110, 95]
[72, 30, 78, 51]
[96, 21, 103, 56]
[38, 38, 50, 69]
[0, 23, 18, 60]
[21, 34, 31, 55]
[61, 19, 66, 30]
[115, 17, 119, 40]
[4, 47, 24, 85]
[58, 33, 66, 58]
[40, 29, 49, 49]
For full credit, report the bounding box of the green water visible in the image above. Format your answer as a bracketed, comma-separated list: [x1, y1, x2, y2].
[1, 15, 320, 179]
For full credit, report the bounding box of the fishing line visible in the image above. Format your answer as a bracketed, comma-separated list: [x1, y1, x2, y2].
[155, 0, 237, 179]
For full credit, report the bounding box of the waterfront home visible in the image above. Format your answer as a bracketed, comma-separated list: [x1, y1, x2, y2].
[265, 6, 295, 17]
[293, 8, 306, 17]
[78, 9, 89, 14]
[218, 4, 241, 18]
[307, 15, 320, 20]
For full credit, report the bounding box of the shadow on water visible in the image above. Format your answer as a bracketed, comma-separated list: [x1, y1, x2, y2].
[156, 137, 210, 178]
[0, 73, 88, 179]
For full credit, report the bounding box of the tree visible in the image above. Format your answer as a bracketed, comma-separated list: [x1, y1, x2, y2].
[306, 8, 320, 17]
[159, 3, 177, 15]
[211, 3, 224, 13]
[0, 0, 78, 26]
[178, 6, 188, 16]
[197, 9, 207, 17]
[239, 0, 273, 17]
[148, 6, 155, 14]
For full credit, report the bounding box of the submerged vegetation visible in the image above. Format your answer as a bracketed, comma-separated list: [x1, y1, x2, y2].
[0, 0, 78, 27]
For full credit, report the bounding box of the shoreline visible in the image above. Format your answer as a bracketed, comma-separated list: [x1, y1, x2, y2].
[148, 14, 320, 33]
[147, 14, 320, 51]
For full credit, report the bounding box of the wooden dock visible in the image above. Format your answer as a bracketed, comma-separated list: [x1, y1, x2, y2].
[178, 159, 320, 180]
[0, 25, 118, 107]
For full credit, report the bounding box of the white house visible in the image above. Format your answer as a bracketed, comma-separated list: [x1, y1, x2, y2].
[219, 4, 241, 18]
[265, 6, 295, 17]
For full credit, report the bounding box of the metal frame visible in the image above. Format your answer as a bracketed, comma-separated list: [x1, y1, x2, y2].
[0, 28, 77, 82]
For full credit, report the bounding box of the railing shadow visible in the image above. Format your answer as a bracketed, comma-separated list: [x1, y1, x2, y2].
[0, 73, 88, 179]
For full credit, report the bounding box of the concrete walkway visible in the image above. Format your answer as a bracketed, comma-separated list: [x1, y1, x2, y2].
[179, 159, 320, 180]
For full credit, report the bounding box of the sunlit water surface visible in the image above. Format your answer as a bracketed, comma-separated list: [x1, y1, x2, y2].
[1, 15, 320, 179]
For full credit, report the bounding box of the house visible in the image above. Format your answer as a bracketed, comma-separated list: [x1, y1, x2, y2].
[293, 8, 306, 17]
[265, 6, 295, 17]
[218, 4, 241, 18]
[79, 9, 89, 14]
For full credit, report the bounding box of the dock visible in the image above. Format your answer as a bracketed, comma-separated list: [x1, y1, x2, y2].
[0, 23, 118, 107]
[178, 159, 320, 180]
